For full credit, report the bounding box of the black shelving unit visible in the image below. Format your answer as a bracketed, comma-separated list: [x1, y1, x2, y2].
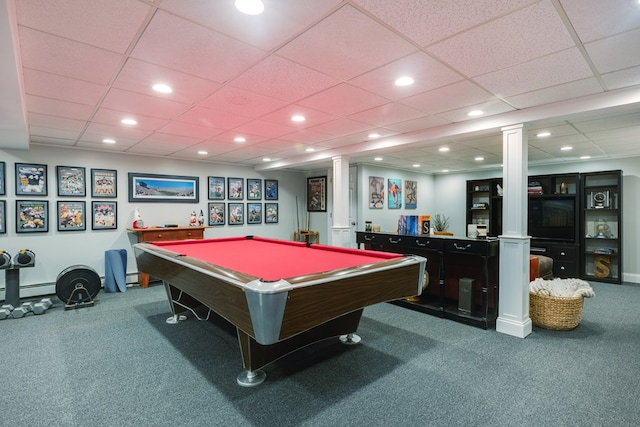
[581, 170, 622, 284]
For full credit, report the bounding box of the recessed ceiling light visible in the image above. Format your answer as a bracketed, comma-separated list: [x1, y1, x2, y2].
[234, 137, 246, 143]
[368, 133, 380, 139]
[467, 110, 484, 117]
[394, 76, 414, 86]
[262, 157, 271, 162]
[121, 118, 137, 125]
[536, 131, 551, 138]
[442, 169, 449, 173]
[439, 147, 450, 152]
[560, 146, 573, 151]
[197, 150, 208, 155]
[374, 157, 383, 161]
[152, 83, 172, 94]
[412, 164, 420, 168]
[580, 155, 591, 160]
[235, 0, 264, 15]
[305, 148, 315, 152]
[475, 156, 484, 161]
[291, 115, 306, 122]
[102, 138, 116, 144]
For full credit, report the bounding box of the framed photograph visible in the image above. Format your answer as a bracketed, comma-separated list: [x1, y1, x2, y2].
[405, 180, 417, 209]
[16, 200, 49, 233]
[57, 201, 86, 231]
[0, 200, 5, 234]
[56, 166, 86, 197]
[208, 202, 225, 226]
[369, 176, 384, 209]
[228, 177, 244, 200]
[15, 163, 48, 196]
[228, 202, 244, 225]
[307, 176, 327, 212]
[247, 203, 262, 224]
[91, 169, 117, 198]
[0, 161, 5, 196]
[388, 178, 402, 209]
[92, 201, 117, 230]
[265, 179, 278, 200]
[208, 176, 225, 200]
[265, 203, 278, 224]
[247, 178, 262, 200]
[128, 173, 199, 203]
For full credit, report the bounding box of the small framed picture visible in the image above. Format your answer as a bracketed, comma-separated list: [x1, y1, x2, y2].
[247, 178, 262, 200]
[307, 176, 327, 212]
[0, 200, 6, 234]
[247, 203, 262, 224]
[265, 179, 278, 200]
[91, 169, 117, 198]
[208, 176, 225, 200]
[16, 200, 49, 233]
[92, 201, 117, 230]
[15, 163, 48, 196]
[404, 180, 417, 209]
[228, 177, 244, 200]
[388, 178, 402, 209]
[57, 166, 86, 197]
[265, 203, 278, 224]
[0, 161, 6, 196]
[228, 202, 244, 225]
[57, 201, 86, 231]
[208, 202, 225, 226]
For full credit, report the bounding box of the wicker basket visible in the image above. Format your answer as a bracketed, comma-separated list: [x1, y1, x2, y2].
[529, 292, 584, 330]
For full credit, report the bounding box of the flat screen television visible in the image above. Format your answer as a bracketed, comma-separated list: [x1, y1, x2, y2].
[528, 198, 576, 242]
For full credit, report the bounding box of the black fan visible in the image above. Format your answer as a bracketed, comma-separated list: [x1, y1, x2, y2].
[55, 265, 101, 309]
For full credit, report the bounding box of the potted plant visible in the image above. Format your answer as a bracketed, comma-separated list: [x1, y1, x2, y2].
[432, 214, 453, 236]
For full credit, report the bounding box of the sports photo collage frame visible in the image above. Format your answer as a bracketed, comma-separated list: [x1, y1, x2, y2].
[206, 176, 279, 226]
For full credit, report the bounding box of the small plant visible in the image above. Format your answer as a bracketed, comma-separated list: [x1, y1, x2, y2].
[432, 213, 450, 232]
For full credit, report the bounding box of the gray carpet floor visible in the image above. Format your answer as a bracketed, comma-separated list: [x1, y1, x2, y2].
[1, 280, 639, 426]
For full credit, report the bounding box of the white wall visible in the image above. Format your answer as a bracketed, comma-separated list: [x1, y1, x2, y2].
[0, 145, 306, 298]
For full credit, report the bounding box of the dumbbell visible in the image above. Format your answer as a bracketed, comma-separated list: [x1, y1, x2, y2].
[11, 302, 34, 319]
[33, 298, 53, 315]
[0, 304, 14, 320]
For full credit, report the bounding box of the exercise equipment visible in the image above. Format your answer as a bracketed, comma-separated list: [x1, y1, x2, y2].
[3, 249, 36, 308]
[0, 298, 53, 319]
[0, 251, 11, 269]
[55, 265, 100, 310]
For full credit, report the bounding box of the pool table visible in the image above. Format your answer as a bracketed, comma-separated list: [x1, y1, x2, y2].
[133, 236, 426, 386]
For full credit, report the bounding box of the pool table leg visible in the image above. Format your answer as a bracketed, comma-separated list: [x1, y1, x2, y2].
[235, 309, 364, 386]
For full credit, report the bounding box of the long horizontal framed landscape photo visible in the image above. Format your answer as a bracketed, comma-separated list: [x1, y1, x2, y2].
[128, 173, 199, 203]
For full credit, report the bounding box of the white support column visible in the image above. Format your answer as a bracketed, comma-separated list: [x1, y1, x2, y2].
[496, 124, 532, 338]
[331, 155, 351, 247]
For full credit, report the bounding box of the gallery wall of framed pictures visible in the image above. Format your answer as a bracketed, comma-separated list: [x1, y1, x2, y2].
[0, 160, 280, 234]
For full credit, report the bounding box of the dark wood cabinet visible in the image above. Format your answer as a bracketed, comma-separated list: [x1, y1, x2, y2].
[356, 231, 499, 329]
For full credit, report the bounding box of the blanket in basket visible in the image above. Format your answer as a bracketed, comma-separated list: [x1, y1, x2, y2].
[529, 277, 595, 298]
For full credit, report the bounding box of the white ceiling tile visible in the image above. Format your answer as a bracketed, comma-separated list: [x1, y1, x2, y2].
[91, 108, 167, 131]
[436, 99, 516, 123]
[22, 69, 106, 106]
[427, 1, 575, 77]
[231, 118, 303, 139]
[198, 86, 288, 119]
[29, 126, 81, 141]
[601, 66, 640, 90]
[297, 83, 389, 117]
[385, 116, 452, 133]
[348, 102, 427, 127]
[25, 95, 95, 122]
[305, 118, 374, 137]
[400, 81, 495, 115]
[475, 48, 593, 97]
[27, 113, 86, 133]
[276, 5, 417, 80]
[159, 0, 342, 51]
[131, 10, 265, 83]
[30, 136, 77, 147]
[18, 27, 124, 85]
[156, 121, 224, 140]
[113, 59, 221, 105]
[175, 106, 253, 130]
[505, 78, 603, 109]
[349, 52, 465, 101]
[354, 0, 537, 46]
[82, 123, 153, 142]
[585, 28, 640, 74]
[230, 55, 339, 102]
[101, 88, 189, 120]
[16, 0, 152, 54]
[559, 0, 640, 43]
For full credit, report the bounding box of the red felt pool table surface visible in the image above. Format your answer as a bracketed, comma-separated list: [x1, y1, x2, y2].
[150, 236, 401, 281]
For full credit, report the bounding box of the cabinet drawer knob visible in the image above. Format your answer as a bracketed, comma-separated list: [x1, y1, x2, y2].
[560, 251, 566, 256]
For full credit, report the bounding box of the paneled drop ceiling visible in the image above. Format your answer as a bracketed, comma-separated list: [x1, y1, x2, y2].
[1, 0, 640, 173]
